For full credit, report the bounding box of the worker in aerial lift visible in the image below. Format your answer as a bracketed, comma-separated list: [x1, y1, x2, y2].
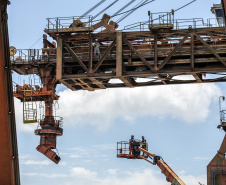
[93, 39, 101, 58]
[129, 135, 135, 154]
[140, 136, 147, 155]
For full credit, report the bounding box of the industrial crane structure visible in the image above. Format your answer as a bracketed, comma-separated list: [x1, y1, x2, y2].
[2, 0, 226, 184]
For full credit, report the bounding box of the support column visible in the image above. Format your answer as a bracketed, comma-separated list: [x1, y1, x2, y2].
[154, 33, 158, 71]
[116, 31, 122, 77]
[56, 37, 63, 80]
[0, 1, 20, 184]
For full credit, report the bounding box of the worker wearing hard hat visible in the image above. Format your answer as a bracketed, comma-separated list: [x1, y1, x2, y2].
[93, 39, 101, 58]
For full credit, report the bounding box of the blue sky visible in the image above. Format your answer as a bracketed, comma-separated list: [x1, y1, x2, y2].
[8, 0, 225, 185]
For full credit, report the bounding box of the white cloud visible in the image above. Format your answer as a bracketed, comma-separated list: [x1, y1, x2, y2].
[22, 172, 67, 178]
[58, 83, 221, 130]
[20, 159, 53, 165]
[64, 167, 206, 185]
[69, 154, 82, 158]
[70, 167, 97, 179]
[107, 169, 118, 176]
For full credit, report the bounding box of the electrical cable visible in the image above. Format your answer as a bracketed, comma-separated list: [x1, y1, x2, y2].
[93, 0, 119, 20]
[117, 0, 154, 23]
[79, 0, 106, 19]
[111, 0, 136, 17]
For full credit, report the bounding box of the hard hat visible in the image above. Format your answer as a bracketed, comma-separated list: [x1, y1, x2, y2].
[95, 39, 98, 41]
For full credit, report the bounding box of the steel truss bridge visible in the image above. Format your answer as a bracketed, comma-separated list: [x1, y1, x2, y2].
[11, 26, 226, 91]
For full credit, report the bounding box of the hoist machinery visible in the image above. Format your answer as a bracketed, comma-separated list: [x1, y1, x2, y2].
[117, 136, 185, 185]
[13, 68, 63, 164]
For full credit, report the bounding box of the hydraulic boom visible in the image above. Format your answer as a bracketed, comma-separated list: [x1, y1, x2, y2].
[117, 136, 185, 185]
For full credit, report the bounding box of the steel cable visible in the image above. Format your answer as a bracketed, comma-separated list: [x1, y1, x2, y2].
[93, 0, 119, 20]
[123, 0, 198, 30]
[79, 0, 106, 19]
[174, 0, 197, 12]
[116, 0, 155, 23]
[111, 0, 136, 17]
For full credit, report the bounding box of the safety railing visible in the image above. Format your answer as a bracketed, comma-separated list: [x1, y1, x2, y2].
[45, 15, 94, 31]
[124, 17, 224, 31]
[10, 48, 57, 63]
[220, 110, 226, 124]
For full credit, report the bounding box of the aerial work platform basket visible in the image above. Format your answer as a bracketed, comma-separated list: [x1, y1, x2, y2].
[23, 87, 37, 124]
[117, 139, 148, 159]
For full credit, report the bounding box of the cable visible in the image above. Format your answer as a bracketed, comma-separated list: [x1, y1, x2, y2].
[93, 0, 119, 20]
[117, 0, 155, 23]
[79, 0, 106, 19]
[116, 0, 147, 22]
[111, 0, 136, 17]
[124, 0, 197, 29]
[28, 36, 43, 49]
[174, 0, 197, 12]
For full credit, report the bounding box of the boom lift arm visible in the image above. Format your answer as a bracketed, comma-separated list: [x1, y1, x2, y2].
[138, 147, 185, 185]
[117, 137, 185, 185]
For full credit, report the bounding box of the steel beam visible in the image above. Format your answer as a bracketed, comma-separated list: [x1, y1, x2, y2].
[0, 1, 20, 184]
[64, 42, 88, 72]
[116, 31, 123, 77]
[92, 39, 116, 73]
[194, 33, 226, 67]
[56, 37, 63, 80]
[154, 33, 158, 71]
[158, 33, 189, 70]
[122, 37, 154, 71]
[190, 33, 195, 70]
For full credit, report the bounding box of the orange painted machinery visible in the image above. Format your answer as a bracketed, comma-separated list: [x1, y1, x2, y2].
[117, 136, 185, 185]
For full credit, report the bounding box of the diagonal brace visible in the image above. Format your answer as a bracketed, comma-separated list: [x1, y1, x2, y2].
[194, 33, 226, 67]
[158, 33, 189, 71]
[92, 39, 116, 73]
[123, 37, 154, 71]
[64, 42, 88, 72]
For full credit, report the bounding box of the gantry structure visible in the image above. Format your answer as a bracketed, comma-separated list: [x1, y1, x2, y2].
[1, 0, 226, 184]
[10, 4, 226, 185]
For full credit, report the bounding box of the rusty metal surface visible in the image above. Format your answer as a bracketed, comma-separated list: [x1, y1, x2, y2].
[207, 134, 226, 185]
[0, 0, 20, 184]
[13, 66, 63, 164]
[11, 27, 226, 92]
